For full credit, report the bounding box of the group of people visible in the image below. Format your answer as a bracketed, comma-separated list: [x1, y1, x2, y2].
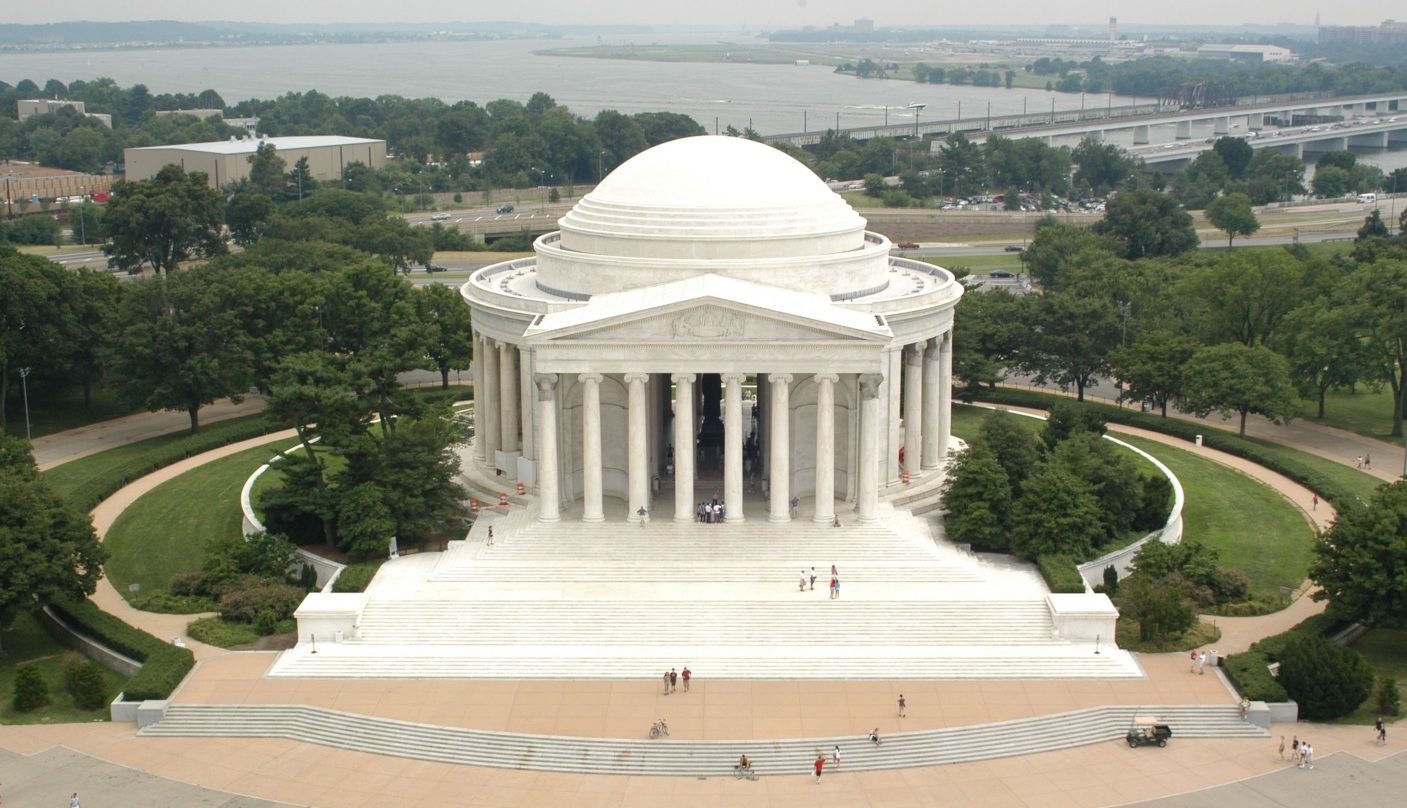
[661, 666, 692, 694]
[696, 498, 726, 523]
[1188, 649, 1218, 674]
[1282, 736, 1315, 768]
[1355, 453, 1373, 469]
[798, 565, 842, 598]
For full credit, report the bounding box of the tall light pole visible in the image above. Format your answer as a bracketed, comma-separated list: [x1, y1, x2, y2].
[19, 367, 32, 441]
[77, 186, 86, 245]
[1117, 301, 1131, 407]
[3, 172, 15, 220]
[908, 102, 926, 141]
[597, 150, 606, 183]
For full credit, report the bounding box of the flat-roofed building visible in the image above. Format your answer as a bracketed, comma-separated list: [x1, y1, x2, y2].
[123, 135, 387, 188]
[153, 108, 225, 121]
[17, 99, 112, 127]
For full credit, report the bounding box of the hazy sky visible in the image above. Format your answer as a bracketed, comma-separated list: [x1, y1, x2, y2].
[5, 2, 1401, 28]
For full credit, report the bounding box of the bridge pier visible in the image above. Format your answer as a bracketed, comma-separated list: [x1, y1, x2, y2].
[1351, 102, 1368, 118]
[1132, 125, 1150, 145]
[1348, 131, 1389, 149]
[1302, 136, 1348, 158]
[1175, 121, 1193, 140]
[1388, 128, 1407, 146]
[1213, 116, 1230, 136]
[1248, 112, 1265, 131]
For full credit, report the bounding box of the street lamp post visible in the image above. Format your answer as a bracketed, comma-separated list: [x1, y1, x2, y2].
[19, 367, 32, 441]
[77, 186, 86, 245]
[907, 102, 926, 142]
[3, 172, 15, 220]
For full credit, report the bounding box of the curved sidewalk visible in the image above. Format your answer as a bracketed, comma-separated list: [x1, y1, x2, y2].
[32, 396, 266, 472]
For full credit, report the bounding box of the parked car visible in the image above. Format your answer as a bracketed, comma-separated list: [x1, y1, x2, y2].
[496, 204, 515, 214]
[426, 265, 448, 273]
[989, 270, 1016, 279]
[431, 212, 451, 221]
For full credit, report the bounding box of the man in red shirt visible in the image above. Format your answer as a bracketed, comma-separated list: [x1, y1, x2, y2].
[814, 754, 825, 783]
[682, 666, 691, 692]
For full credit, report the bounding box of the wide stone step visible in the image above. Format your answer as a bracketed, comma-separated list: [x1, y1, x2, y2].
[141, 703, 1265, 774]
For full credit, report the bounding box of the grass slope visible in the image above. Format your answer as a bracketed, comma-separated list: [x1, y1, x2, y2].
[0, 612, 128, 725]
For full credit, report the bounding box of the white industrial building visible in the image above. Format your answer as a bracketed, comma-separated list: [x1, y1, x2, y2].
[123, 135, 387, 188]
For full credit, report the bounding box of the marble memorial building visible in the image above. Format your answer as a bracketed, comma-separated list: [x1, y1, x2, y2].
[462, 136, 962, 523]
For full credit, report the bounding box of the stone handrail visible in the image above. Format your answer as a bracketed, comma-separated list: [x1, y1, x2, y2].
[239, 438, 345, 591]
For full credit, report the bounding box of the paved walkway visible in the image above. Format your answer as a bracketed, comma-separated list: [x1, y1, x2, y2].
[32, 396, 267, 472]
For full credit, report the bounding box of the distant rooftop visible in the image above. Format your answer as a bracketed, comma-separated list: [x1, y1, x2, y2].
[126, 135, 382, 155]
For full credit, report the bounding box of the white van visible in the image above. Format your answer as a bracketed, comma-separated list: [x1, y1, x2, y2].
[1357, 193, 1377, 204]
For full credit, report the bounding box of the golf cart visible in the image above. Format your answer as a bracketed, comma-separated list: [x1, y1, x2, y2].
[1126, 716, 1172, 748]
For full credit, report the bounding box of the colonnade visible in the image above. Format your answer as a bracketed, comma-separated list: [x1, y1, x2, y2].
[475, 332, 952, 526]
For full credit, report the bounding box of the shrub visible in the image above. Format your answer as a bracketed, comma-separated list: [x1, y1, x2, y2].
[1223, 652, 1288, 702]
[168, 571, 208, 596]
[298, 563, 318, 591]
[1011, 467, 1104, 560]
[1375, 675, 1402, 717]
[219, 582, 304, 623]
[186, 616, 262, 648]
[1102, 564, 1119, 594]
[13, 665, 50, 712]
[1120, 575, 1197, 641]
[1204, 595, 1283, 617]
[128, 592, 219, 614]
[1135, 474, 1173, 531]
[1277, 635, 1373, 720]
[254, 610, 280, 636]
[64, 659, 110, 711]
[1037, 554, 1086, 593]
[48, 597, 194, 701]
[202, 531, 299, 591]
[332, 560, 384, 593]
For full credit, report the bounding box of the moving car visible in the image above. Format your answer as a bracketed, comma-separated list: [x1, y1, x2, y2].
[431, 212, 451, 221]
[1003, 245, 1025, 253]
[896, 241, 919, 250]
[496, 204, 515, 214]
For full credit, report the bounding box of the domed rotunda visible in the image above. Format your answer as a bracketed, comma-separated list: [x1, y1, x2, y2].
[462, 135, 962, 524]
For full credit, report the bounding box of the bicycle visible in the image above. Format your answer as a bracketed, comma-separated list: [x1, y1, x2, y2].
[649, 718, 669, 739]
[733, 764, 758, 780]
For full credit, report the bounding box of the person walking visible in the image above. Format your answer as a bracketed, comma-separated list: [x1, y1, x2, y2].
[663, 670, 672, 695]
[1196, 651, 1206, 675]
[829, 576, 838, 599]
[1355, 455, 1364, 469]
[790, 496, 800, 519]
[814, 754, 825, 784]
[832, 745, 841, 769]
[1239, 696, 1250, 720]
[833, 578, 841, 599]
[70, 794, 80, 808]
[1278, 735, 1285, 760]
[898, 694, 907, 718]
[809, 568, 817, 591]
[1291, 735, 1299, 763]
[1189, 649, 1198, 673]
[486, 526, 494, 547]
[669, 668, 678, 694]
[682, 666, 691, 692]
[1304, 741, 1314, 769]
[1365, 453, 1372, 469]
[800, 571, 809, 592]
[1311, 494, 1318, 511]
[869, 728, 881, 745]
[1376, 717, 1387, 745]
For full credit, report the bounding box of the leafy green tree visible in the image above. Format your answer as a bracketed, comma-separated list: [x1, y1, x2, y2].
[336, 483, 397, 560]
[1071, 138, 1140, 195]
[1110, 332, 1200, 416]
[225, 191, 276, 246]
[952, 289, 1027, 390]
[940, 447, 1012, 551]
[286, 156, 316, 201]
[1311, 480, 1407, 626]
[1274, 301, 1369, 418]
[246, 141, 287, 198]
[1205, 192, 1260, 248]
[862, 173, 886, 197]
[1179, 250, 1317, 347]
[1338, 261, 1407, 437]
[1040, 400, 1107, 449]
[102, 164, 226, 274]
[111, 266, 254, 432]
[1315, 150, 1357, 172]
[1358, 209, 1390, 241]
[1181, 342, 1297, 436]
[1021, 223, 1121, 288]
[1092, 189, 1198, 259]
[415, 284, 474, 388]
[335, 411, 464, 543]
[1009, 466, 1104, 561]
[1211, 136, 1254, 180]
[1312, 165, 1353, 199]
[1277, 635, 1373, 721]
[1017, 290, 1122, 401]
[0, 436, 106, 654]
[1121, 574, 1197, 642]
[1243, 150, 1306, 204]
[1169, 151, 1229, 210]
[61, 269, 121, 411]
[1050, 432, 1144, 540]
[975, 410, 1045, 495]
[12, 665, 49, 711]
[935, 133, 986, 197]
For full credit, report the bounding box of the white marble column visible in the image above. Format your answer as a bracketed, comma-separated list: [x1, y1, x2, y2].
[858, 373, 883, 524]
[921, 336, 942, 471]
[813, 373, 839, 524]
[471, 332, 484, 461]
[534, 374, 559, 522]
[626, 372, 650, 522]
[672, 373, 696, 522]
[768, 373, 792, 523]
[519, 348, 534, 460]
[938, 331, 953, 459]
[481, 337, 500, 464]
[903, 342, 925, 479]
[886, 348, 902, 485]
[723, 373, 746, 523]
[579, 373, 604, 523]
[499, 343, 519, 453]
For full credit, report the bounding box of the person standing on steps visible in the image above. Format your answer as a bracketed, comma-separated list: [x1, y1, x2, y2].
[832, 514, 841, 528]
[809, 567, 817, 591]
[487, 526, 494, 547]
[814, 754, 825, 783]
[790, 495, 800, 519]
[832, 745, 841, 768]
[800, 571, 808, 592]
[869, 728, 881, 745]
[898, 694, 907, 717]
[682, 666, 691, 692]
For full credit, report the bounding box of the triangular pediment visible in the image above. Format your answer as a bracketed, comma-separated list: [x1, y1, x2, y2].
[525, 275, 892, 344]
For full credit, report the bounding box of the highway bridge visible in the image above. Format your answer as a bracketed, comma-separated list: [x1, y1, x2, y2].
[763, 91, 1407, 151]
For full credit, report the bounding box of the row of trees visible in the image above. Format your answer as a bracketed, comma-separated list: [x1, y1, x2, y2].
[959, 208, 1407, 438]
[1023, 56, 1407, 101]
[943, 406, 1170, 561]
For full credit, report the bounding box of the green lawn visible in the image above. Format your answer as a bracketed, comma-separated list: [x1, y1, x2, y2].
[1344, 628, 1407, 725]
[102, 438, 291, 601]
[952, 404, 1316, 596]
[1116, 434, 1315, 596]
[0, 612, 129, 724]
[41, 413, 280, 512]
[1302, 387, 1399, 444]
[4, 385, 140, 439]
[1234, 433, 1385, 506]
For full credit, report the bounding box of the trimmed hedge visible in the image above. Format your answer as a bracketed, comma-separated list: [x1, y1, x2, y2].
[1037, 554, 1087, 593]
[1222, 611, 1346, 703]
[332, 560, 384, 593]
[965, 388, 1365, 509]
[48, 597, 194, 701]
[42, 413, 281, 512]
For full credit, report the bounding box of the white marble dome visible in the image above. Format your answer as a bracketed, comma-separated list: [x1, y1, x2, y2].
[539, 135, 892, 298]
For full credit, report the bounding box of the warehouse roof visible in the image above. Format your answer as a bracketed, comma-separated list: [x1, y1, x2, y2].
[126, 135, 382, 155]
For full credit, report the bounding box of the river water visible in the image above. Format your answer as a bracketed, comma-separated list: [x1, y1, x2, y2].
[0, 34, 1134, 135]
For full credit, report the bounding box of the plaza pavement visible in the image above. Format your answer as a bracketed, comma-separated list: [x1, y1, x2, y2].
[9, 379, 1397, 806]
